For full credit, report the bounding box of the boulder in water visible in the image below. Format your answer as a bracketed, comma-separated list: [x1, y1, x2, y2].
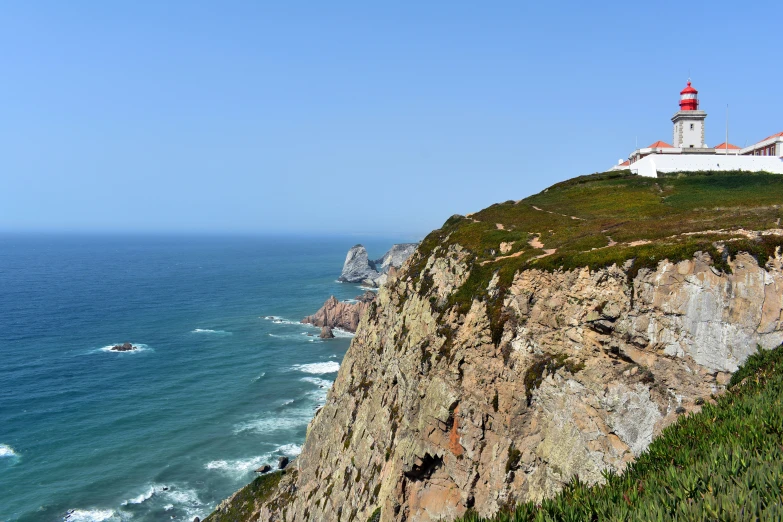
[255, 464, 272, 473]
[110, 343, 136, 352]
[319, 326, 335, 339]
[278, 456, 290, 469]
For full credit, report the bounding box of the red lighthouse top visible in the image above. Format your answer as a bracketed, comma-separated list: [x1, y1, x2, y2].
[679, 80, 699, 111]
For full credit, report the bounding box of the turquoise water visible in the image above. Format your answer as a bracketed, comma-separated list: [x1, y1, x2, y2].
[0, 235, 408, 522]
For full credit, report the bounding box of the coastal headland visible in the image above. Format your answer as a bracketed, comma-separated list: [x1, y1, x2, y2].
[207, 171, 783, 521]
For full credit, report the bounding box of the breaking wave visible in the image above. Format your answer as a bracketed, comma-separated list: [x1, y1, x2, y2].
[0, 444, 18, 458]
[332, 328, 355, 338]
[63, 509, 119, 522]
[262, 316, 301, 326]
[292, 362, 340, 374]
[205, 445, 303, 479]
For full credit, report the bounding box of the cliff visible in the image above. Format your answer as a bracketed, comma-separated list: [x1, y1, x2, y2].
[207, 171, 783, 522]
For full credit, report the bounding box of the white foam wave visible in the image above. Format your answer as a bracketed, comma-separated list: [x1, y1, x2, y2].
[205, 444, 302, 478]
[191, 328, 232, 335]
[301, 376, 333, 388]
[269, 333, 320, 342]
[252, 372, 266, 382]
[293, 362, 340, 374]
[206, 455, 269, 475]
[332, 328, 355, 338]
[63, 509, 118, 522]
[358, 286, 380, 292]
[281, 398, 295, 406]
[0, 444, 17, 458]
[301, 377, 333, 404]
[97, 343, 151, 354]
[159, 486, 204, 520]
[233, 411, 313, 435]
[111, 483, 204, 520]
[278, 443, 302, 456]
[120, 484, 156, 505]
[263, 316, 301, 326]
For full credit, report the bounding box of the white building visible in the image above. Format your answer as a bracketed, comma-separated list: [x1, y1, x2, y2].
[610, 81, 783, 177]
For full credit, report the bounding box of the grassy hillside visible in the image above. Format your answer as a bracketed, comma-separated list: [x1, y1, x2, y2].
[454, 344, 783, 522]
[406, 171, 783, 331]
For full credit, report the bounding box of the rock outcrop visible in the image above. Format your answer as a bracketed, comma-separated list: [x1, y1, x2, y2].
[377, 244, 419, 273]
[339, 245, 380, 284]
[302, 291, 377, 333]
[338, 243, 419, 287]
[109, 343, 137, 352]
[247, 248, 783, 522]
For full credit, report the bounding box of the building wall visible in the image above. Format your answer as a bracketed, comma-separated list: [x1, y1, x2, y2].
[741, 138, 783, 157]
[673, 118, 705, 148]
[630, 154, 783, 178]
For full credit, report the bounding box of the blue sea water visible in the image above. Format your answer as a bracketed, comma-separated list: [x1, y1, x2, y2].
[0, 234, 410, 522]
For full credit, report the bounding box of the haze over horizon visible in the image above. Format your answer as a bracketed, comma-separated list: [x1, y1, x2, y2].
[3, 1, 781, 236]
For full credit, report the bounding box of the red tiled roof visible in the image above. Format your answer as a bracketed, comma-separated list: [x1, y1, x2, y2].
[760, 132, 783, 142]
[713, 142, 740, 150]
[619, 160, 630, 166]
[647, 141, 673, 149]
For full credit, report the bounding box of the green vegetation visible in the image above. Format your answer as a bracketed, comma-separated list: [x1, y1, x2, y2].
[523, 353, 585, 406]
[367, 507, 381, 522]
[203, 470, 288, 522]
[454, 344, 783, 521]
[405, 171, 783, 318]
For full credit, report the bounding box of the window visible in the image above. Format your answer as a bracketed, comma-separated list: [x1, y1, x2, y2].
[690, 124, 694, 130]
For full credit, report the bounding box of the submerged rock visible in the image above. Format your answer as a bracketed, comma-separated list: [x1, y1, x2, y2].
[109, 343, 136, 352]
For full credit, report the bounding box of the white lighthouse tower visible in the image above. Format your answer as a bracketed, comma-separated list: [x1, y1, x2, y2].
[672, 80, 707, 149]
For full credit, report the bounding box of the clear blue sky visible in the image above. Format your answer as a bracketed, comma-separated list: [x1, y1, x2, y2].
[2, 1, 780, 236]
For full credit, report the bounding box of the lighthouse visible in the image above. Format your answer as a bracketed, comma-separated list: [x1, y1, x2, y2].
[671, 80, 707, 149]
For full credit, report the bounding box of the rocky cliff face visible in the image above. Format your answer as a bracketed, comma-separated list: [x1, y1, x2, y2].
[239, 247, 783, 522]
[209, 173, 783, 522]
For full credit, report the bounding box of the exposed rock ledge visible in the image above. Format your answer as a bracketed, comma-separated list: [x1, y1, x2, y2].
[302, 291, 377, 333]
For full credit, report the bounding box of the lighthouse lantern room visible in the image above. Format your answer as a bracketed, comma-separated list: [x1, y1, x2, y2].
[671, 80, 707, 149]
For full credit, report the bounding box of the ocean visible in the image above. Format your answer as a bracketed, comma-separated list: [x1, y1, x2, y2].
[0, 234, 411, 522]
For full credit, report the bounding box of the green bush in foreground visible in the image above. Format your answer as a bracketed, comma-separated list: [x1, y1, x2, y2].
[456, 345, 783, 522]
[203, 470, 286, 522]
